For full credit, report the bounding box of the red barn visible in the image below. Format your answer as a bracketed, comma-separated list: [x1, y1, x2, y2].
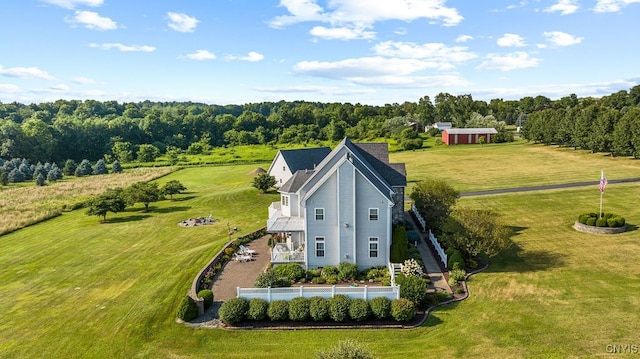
[442, 128, 498, 145]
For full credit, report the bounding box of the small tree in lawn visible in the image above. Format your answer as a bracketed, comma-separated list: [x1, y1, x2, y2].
[410, 179, 459, 233]
[86, 188, 127, 222]
[93, 159, 108, 175]
[162, 180, 186, 200]
[441, 208, 513, 258]
[253, 173, 276, 194]
[125, 182, 163, 212]
[111, 160, 123, 174]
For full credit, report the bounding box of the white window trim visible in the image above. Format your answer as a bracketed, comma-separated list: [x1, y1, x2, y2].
[369, 237, 379, 258]
[315, 208, 325, 221]
[315, 237, 325, 257]
[369, 208, 379, 221]
[281, 195, 289, 206]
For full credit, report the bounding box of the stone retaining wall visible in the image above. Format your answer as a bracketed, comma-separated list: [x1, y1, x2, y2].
[573, 221, 626, 234]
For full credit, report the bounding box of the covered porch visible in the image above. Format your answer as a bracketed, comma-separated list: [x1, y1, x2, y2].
[267, 202, 306, 265]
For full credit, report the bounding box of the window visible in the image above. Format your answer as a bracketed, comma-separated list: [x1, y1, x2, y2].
[283, 166, 286, 172]
[369, 237, 379, 258]
[281, 195, 289, 206]
[369, 208, 379, 221]
[315, 208, 324, 221]
[315, 237, 325, 257]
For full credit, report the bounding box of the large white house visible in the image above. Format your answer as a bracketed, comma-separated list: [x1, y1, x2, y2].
[267, 147, 331, 187]
[266, 138, 406, 270]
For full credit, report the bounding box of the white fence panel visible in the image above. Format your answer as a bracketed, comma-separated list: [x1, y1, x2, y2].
[428, 230, 448, 267]
[237, 285, 400, 302]
[411, 203, 426, 231]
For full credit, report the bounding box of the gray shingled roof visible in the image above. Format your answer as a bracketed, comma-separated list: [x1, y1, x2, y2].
[279, 147, 331, 173]
[279, 169, 314, 193]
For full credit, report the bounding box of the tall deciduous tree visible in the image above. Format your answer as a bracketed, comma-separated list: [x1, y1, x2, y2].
[136, 144, 160, 162]
[441, 208, 513, 258]
[162, 180, 186, 199]
[410, 179, 459, 233]
[86, 188, 127, 222]
[125, 182, 163, 212]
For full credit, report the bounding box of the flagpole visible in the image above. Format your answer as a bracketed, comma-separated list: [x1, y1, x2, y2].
[599, 185, 603, 218]
[599, 170, 604, 218]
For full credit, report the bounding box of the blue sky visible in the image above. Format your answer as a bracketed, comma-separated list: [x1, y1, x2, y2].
[1, 0, 639, 105]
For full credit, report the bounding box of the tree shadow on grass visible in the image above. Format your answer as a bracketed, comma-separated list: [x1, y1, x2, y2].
[105, 214, 152, 224]
[487, 241, 565, 273]
[624, 223, 638, 232]
[170, 195, 197, 202]
[150, 206, 191, 214]
[422, 301, 458, 328]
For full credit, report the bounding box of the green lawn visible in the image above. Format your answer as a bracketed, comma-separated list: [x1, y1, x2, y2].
[1, 143, 639, 358]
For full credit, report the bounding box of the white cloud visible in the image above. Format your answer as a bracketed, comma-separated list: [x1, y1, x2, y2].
[476, 79, 638, 100]
[40, 0, 103, 9]
[373, 41, 477, 68]
[294, 57, 441, 78]
[544, 0, 579, 15]
[269, 0, 463, 36]
[346, 74, 471, 88]
[73, 76, 96, 84]
[594, 0, 640, 12]
[0, 84, 22, 94]
[68, 10, 117, 30]
[476, 51, 540, 71]
[456, 34, 473, 43]
[394, 27, 407, 35]
[186, 50, 216, 60]
[167, 12, 199, 32]
[89, 43, 156, 52]
[254, 85, 373, 96]
[226, 52, 265, 62]
[0, 65, 55, 80]
[50, 84, 70, 92]
[497, 33, 526, 47]
[542, 31, 584, 46]
[310, 26, 375, 40]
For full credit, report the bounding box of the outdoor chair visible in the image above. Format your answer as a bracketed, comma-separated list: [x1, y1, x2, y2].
[239, 245, 256, 255]
[233, 253, 252, 262]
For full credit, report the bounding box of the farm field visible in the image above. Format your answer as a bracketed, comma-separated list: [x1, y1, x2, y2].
[1, 142, 639, 358]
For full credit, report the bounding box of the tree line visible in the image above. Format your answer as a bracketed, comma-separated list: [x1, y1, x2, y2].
[1, 86, 639, 164]
[521, 87, 640, 156]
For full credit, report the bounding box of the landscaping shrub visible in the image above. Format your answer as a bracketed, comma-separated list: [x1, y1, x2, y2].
[176, 295, 199, 322]
[306, 269, 321, 279]
[401, 258, 424, 277]
[455, 288, 466, 295]
[309, 296, 329, 321]
[254, 271, 291, 288]
[578, 214, 590, 224]
[224, 247, 236, 256]
[449, 268, 466, 282]
[391, 298, 416, 322]
[338, 262, 359, 281]
[447, 250, 465, 270]
[390, 225, 409, 262]
[329, 295, 351, 322]
[311, 276, 327, 284]
[608, 216, 625, 228]
[369, 296, 391, 319]
[596, 218, 608, 227]
[273, 263, 305, 282]
[321, 265, 340, 279]
[433, 291, 453, 303]
[324, 275, 340, 285]
[288, 297, 310, 321]
[197, 289, 214, 310]
[603, 213, 614, 220]
[586, 217, 597, 226]
[348, 298, 371, 322]
[247, 298, 268, 321]
[467, 258, 478, 269]
[267, 300, 289, 321]
[396, 274, 428, 308]
[218, 297, 248, 324]
[316, 339, 374, 359]
[448, 277, 459, 287]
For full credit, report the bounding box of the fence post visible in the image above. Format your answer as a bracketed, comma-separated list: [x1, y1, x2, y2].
[331, 285, 336, 298]
[300, 286, 304, 298]
[268, 287, 272, 302]
[364, 285, 368, 300]
[236, 287, 240, 298]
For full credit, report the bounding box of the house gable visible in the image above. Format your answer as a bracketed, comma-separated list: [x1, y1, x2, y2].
[267, 147, 331, 187]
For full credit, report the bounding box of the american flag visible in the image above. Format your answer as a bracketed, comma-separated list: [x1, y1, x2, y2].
[599, 170, 607, 193]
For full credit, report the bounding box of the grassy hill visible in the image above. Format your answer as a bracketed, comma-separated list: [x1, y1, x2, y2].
[1, 142, 639, 358]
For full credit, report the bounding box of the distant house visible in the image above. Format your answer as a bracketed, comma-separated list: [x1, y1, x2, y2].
[406, 121, 423, 132]
[267, 147, 331, 187]
[442, 128, 498, 145]
[431, 122, 453, 132]
[266, 138, 406, 270]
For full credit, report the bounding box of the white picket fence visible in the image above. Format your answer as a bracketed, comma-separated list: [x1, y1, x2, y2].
[428, 230, 448, 268]
[237, 285, 400, 302]
[411, 203, 426, 231]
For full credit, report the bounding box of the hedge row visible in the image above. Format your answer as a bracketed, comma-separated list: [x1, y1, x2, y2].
[218, 296, 415, 325]
[256, 262, 388, 287]
[578, 212, 625, 228]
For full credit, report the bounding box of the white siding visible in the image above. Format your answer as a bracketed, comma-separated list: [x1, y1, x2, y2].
[354, 171, 389, 269]
[306, 171, 339, 268]
[337, 162, 355, 265]
[268, 152, 293, 188]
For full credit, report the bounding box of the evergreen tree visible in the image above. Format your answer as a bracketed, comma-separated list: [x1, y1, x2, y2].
[35, 173, 46, 186]
[111, 160, 123, 173]
[63, 159, 77, 176]
[0, 169, 7, 186]
[75, 159, 93, 177]
[93, 159, 108, 175]
[47, 165, 62, 182]
[8, 168, 26, 183]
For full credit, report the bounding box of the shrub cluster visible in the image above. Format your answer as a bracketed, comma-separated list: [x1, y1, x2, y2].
[197, 289, 214, 310]
[447, 249, 465, 270]
[401, 258, 424, 277]
[338, 262, 359, 281]
[390, 225, 409, 262]
[176, 295, 199, 322]
[254, 271, 291, 288]
[273, 263, 305, 282]
[396, 274, 429, 308]
[578, 212, 625, 228]
[219, 296, 414, 324]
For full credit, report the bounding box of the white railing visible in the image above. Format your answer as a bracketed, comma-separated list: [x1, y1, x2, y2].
[237, 285, 400, 302]
[271, 251, 305, 263]
[428, 230, 447, 267]
[411, 203, 426, 231]
[388, 261, 399, 287]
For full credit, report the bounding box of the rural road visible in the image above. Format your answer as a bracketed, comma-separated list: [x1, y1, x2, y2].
[460, 177, 640, 197]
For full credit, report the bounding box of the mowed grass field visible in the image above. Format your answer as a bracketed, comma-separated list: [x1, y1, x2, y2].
[1, 142, 639, 358]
